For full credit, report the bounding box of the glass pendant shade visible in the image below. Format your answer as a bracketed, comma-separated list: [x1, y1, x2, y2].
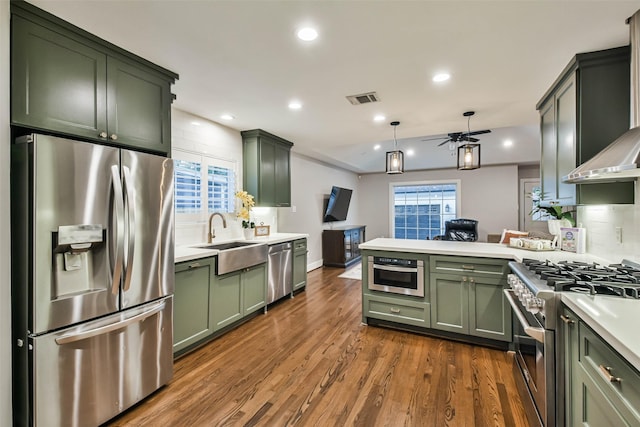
[386, 121, 404, 174]
[457, 143, 481, 170]
[386, 150, 404, 174]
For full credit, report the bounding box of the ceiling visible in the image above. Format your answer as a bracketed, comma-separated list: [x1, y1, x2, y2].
[29, 0, 640, 173]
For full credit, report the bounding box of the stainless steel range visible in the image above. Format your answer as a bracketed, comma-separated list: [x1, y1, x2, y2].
[505, 258, 640, 427]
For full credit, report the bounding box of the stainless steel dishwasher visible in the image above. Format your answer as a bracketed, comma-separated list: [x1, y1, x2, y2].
[267, 242, 293, 303]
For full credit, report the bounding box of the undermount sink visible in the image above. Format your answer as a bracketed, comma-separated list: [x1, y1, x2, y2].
[195, 241, 260, 250]
[191, 240, 267, 275]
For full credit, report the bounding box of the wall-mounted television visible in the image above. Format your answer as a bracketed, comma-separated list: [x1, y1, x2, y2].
[323, 186, 353, 222]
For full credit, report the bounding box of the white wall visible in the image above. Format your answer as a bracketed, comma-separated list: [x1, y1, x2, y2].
[171, 108, 279, 246]
[278, 153, 360, 269]
[358, 165, 520, 242]
[1, 1, 12, 424]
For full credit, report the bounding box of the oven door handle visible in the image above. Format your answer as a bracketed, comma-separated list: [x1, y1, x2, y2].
[373, 264, 416, 273]
[504, 289, 545, 344]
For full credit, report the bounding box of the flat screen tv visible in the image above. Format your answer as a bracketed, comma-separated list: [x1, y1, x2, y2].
[323, 186, 352, 222]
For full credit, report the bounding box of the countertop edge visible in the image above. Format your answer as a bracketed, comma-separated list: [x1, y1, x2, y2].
[175, 233, 309, 263]
[561, 293, 640, 373]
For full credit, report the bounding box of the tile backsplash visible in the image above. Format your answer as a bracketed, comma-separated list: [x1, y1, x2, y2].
[577, 185, 640, 263]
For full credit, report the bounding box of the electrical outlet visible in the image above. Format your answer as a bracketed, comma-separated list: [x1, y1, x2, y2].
[615, 226, 623, 244]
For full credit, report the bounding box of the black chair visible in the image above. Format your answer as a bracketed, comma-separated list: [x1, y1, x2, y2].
[443, 218, 478, 242]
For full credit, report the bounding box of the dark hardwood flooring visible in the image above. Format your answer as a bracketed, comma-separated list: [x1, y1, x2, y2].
[108, 266, 531, 427]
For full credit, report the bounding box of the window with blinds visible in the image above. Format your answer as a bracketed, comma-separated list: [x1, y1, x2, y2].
[173, 150, 237, 218]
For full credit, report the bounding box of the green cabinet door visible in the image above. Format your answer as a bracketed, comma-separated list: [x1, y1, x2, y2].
[242, 129, 293, 207]
[212, 270, 243, 331]
[430, 273, 468, 334]
[292, 239, 308, 291]
[106, 57, 172, 153]
[11, 15, 108, 140]
[274, 143, 291, 206]
[555, 74, 577, 205]
[173, 258, 215, 353]
[572, 368, 630, 427]
[468, 276, 511, 341]
[243, 263, 267, 315]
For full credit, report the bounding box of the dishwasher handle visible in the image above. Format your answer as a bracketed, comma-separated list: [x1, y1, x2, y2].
[269, 242, 292, 254]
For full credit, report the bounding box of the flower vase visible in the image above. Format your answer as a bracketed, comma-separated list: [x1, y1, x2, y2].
[243, 228, 254, 240]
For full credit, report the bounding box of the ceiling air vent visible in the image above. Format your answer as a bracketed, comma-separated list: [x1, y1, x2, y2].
[346, 91, 380, 105]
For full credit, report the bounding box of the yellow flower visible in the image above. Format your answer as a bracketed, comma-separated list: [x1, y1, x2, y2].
[235, 190, 255, 225]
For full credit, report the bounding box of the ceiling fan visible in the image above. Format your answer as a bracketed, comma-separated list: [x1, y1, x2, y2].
[422, 111, 491, 147]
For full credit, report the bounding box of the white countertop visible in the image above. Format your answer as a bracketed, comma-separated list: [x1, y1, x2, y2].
[562, 293, 640, 372]
[359, 238, 610, 264]
[175, 232, 308, 263]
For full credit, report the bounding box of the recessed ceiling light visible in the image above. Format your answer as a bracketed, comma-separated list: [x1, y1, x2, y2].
[288, 101, 302, 110]
[220, 114, 235, 121]
[503, 139, 513, 147]
[297, 27, 318, 41]
[374, 114, 386, 122]
[407, 149, 415, 156]
[432, 73, 450, 83]
[374, 144, 381, 150]
[190, 121, 201, 126]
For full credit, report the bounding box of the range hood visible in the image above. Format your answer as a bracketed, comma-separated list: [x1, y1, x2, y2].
[564, 9, 640, 184]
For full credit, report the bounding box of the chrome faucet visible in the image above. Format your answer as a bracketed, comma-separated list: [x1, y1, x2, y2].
[207, 212, 227, 243]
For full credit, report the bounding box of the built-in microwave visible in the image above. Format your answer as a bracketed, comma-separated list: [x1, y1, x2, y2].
[367, 256, 424, 297]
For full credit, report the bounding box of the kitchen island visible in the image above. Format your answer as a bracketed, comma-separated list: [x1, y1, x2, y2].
[359, 238, 610, 348]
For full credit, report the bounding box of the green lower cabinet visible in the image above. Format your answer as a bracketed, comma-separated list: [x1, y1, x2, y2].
[242, 263, 267, 315]
[430, 272, 511, 342]
[173, 258, 216, 353]
[292, 238, 308, 291]
[212, 270, 243, 331]
[563, 305, 640, 426]
[363, 294, 430, 328]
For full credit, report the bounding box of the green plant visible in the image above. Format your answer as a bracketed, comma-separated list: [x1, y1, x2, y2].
[528, 187, 576, 226]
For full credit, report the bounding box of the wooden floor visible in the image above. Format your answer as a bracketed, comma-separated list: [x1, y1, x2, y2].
[108, 266, 531, 427]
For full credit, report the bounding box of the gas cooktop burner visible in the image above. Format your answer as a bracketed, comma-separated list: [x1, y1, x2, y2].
[520, 258, 640, 298]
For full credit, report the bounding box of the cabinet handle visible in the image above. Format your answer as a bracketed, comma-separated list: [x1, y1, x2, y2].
[99, 131, 108, 138]
[462, 265, 475, 270]
[560, 314, 575, 325]
[188, 262, 201, 269]
[598, 365, 622, 383]
[469, 278, 475, 286]
[110, 134, 118, 141]
[462, 277, 467, 282]
[390, 307, 401, 313]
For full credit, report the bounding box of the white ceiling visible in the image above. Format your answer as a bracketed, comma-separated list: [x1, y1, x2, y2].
[30, 0, 640, 173]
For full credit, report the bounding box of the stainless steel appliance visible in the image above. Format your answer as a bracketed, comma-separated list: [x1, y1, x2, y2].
[267, 242, 292, 303]
[506, 258, 640, 427]
[367, 255, 424, 297]
[11, 134, 175, 427]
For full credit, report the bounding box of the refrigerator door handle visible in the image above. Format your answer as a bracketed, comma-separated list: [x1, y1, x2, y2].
[110, 165, 125, 295]
[55, 300, 166, 345]
[122, 166, 136, 292]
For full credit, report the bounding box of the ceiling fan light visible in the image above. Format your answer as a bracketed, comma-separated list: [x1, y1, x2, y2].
[457, 143, 481, 170]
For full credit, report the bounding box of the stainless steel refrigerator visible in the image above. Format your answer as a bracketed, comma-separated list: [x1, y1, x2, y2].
[11, 133, 175, 427]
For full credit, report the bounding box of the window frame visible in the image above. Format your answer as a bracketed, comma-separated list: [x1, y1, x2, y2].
[388, 180, 462, 239]
[173, 148, 238, 224]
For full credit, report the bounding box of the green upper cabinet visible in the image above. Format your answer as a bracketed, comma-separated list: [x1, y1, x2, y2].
[11, 2, 177, 155]
[242, 129, 293, 207]
[536, 46, 634, 206]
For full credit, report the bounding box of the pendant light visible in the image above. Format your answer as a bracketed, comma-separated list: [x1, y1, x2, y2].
[457, 111, 481, 170]
[386, 121, 404, 174]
